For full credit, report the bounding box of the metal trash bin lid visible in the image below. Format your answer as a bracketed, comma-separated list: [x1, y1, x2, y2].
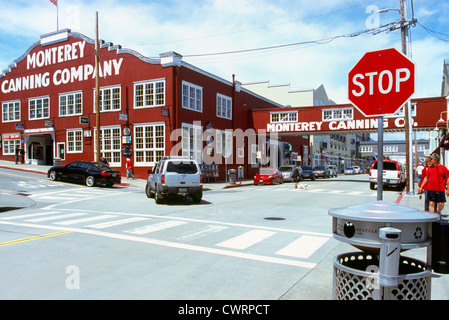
[329, 201, 439, 251]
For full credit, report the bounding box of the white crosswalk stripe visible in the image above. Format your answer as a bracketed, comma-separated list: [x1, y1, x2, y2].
[0, 209, 333, 268]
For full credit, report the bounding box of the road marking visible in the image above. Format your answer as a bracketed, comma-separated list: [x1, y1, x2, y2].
[0, 171, 82, 187]
[27, 212, 86, 222]
[54, 214, 116, 225]
[176, 225, 229, 241]
[216, 230, 276, 250]
[275, 235, 329, 259]
[0, 219, 317, 268]
[0, 230, 73, 247]
[86, 217, 149, 229]
[0, 211, 61, 220]
[127, 220, 187, 235]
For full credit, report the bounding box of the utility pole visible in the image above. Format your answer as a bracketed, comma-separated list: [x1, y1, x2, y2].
[95, 12, 101, 163]
[400, 0, 413, 194]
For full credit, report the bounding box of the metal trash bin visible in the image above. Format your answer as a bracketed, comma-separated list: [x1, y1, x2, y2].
[329, 200, 439, 300]
[228, 169, 236, 184]
[432, 220, 449, 274]
[53, 157, 61, 166]
[334, 252, 432, 300]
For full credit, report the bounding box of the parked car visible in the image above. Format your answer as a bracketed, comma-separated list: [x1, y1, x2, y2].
[352, 166, 361, 174]
[326, 165, 338, 177]
[279, 165, 302, 182]
[146, 157, 203, 204]
[300, 166, 316, 180]
[313, 166, 331, 179]
[48, 160, 121, 187]
[344, 167, 355, 175]
[254, 168, 283, 185]
[369, 159, 406, 190]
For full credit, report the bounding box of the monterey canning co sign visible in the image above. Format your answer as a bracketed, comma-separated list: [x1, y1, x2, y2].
[1, 40, 124, 94]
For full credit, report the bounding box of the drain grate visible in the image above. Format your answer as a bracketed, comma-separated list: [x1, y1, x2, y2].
[264, 217, 285, 221]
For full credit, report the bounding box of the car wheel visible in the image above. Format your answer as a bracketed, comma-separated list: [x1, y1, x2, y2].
[145, 183, 154, 198]
[192, 192, 202, 204]
[85, 176, 95, 187]
[312, 175, 316, 181]
[155, 185, 164, 204]
[49, 171, 58, 181]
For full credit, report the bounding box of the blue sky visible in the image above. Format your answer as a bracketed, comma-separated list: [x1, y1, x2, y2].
[0, 0, 448, 105]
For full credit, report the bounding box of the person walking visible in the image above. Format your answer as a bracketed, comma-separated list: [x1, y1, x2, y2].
[126, 157, 135, 179]
[419, 157, 431, 212]
[292, 165, 301, 189]
[418, 153, 449, 215]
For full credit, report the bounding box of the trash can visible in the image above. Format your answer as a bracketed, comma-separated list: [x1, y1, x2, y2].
[228, 169, 236, 184]
[329, 200, 439, 300]
[53, 157, 61, 166]
[432, 220, 449, 274]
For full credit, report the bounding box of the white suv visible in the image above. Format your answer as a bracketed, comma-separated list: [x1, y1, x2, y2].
[146, 157, 203, 204]
[369, 160, 406, 190]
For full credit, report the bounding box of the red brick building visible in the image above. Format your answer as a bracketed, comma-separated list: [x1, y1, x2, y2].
[1, 29, 302, 180]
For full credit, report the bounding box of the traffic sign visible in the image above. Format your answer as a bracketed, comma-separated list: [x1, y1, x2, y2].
[348, 48, 415, 117]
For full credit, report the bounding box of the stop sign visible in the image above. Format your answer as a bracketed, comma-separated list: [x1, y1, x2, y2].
[348, 48, 415, 117]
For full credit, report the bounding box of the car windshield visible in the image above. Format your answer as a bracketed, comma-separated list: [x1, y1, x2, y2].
[166, 161, 198, 174]
[314, 166, 325, 170]
[372, 162, 398, 170]
[301, 166, 312, 170]
[279, 166, 293, 172]
[260, 168, 275, 174]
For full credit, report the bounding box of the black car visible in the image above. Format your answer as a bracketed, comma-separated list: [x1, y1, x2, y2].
[48, 161, 121, 187]
[300, 166, 316, 180]
[313, 166, 331, 179]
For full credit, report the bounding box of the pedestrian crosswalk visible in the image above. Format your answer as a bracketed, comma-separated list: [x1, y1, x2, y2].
[237, 184, 376, 197]
[0, 209, 333, 269]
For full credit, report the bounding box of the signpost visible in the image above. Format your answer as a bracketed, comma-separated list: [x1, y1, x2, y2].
[348, 48, 415, 200]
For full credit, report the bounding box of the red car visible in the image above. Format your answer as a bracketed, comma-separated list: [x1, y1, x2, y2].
[254, 168, 283, 185]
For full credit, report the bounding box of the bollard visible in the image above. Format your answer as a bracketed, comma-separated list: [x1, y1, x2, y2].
[379, 227, 402, 288]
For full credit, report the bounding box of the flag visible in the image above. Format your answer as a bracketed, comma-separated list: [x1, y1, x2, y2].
[49, 0, 57, 6]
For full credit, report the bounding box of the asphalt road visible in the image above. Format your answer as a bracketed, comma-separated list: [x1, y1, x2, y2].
[0, 168, 447, 302]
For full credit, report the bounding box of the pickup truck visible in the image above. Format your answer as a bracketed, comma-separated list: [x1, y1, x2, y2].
[369, 160, 406, 190]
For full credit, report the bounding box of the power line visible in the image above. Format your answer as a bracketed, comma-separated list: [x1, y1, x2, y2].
[182, 21, 402, 58]
[417, 22, 449, 42]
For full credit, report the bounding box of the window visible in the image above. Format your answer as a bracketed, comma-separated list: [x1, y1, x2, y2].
[67, 130, 83, 153]
[60, 92, 82, 116]
[2, 101, 20, 122]
[215, 129, 232, 158]
[322, 108, 353, 121]
[384, 145, 398, 153]
[217, 94, 232, 120]
[29, 97, 50, 120]
[182, 123, 203, 163]
[134, 123, 165, 166]
[359, 146, 373, 153]
[134, 79, 165, 108]
[182, 81, 202, 112]
[95, 127, 121, 166]
[95, 86, 121, 112]
[2, 134, 20, 155]
[270, 111, 298, 123]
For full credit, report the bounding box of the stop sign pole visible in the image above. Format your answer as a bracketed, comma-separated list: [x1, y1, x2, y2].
[348, 48, 415, 200]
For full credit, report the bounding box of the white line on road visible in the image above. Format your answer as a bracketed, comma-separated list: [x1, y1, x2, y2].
[54, 215, 116, 225]
[275, 235, 330, 259]
[216, 230, 276, 250]
[27, 212, 86, 222]
[86, 217, 149, 229]
[127, 220, 187, 235]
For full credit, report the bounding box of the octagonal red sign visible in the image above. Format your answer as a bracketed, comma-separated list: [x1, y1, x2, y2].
[348, 48, 415, 117]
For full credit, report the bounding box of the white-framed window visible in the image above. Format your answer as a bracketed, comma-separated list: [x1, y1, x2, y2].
[359, 146, 373, 153]
[2, 134, 21, 155]
[67, 129, 83, 153]
[29, 96, 50, 120]
[384, 145, 399, 152]
[217, 93, 232, 120]
[134, 123, 165, 166]
[181, 123, 203, 163]
[94, 86, 121, 112]
[134, 79, 165, 108]
[322, 108, 353, 121]
[182, 81, 202, 112]
[59, 91, 82, 116]
[2, 101, 20, 122]
[94, 126, 121, 166]
[270, 111, 298, 123]
[215, 129, 232, 158]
